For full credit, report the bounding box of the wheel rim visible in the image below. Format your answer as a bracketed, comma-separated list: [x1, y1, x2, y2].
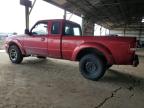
[85, 61, 97, 75]
[9, 49, 17, 61]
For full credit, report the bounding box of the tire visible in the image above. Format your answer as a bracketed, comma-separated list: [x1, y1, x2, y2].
[37, 56, 46, 59]
[8, 45, 23, 64]
[106, 64, 112, 69]
[79, 54, 106, 81]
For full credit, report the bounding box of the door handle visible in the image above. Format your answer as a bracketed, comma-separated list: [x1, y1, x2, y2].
[41, 37, 45, 41]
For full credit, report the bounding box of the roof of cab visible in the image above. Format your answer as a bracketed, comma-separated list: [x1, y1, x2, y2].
[37, 19, 80, 25]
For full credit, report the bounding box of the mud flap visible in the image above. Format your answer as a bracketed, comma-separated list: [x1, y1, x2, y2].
[133, 55, 139, 67]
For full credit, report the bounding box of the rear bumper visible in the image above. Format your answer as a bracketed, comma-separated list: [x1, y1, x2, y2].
[133, 55, 139, 67]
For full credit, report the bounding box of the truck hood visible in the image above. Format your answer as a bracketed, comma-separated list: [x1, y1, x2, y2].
[7, 34, 25, 39]
[5, 34, 26, 44]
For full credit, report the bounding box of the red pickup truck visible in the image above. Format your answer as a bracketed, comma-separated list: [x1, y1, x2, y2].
[5, 19, 139, 81]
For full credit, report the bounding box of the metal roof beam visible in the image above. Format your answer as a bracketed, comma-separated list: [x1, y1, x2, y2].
[116, 0, 128, 24]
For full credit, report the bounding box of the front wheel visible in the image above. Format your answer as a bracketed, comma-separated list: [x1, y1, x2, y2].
[79, 54, 106, 81]
[8, 45, 23, 64]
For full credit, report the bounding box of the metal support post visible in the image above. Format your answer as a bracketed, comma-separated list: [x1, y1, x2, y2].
[25, 6, 29, 30]
[64, 10, 66, 20]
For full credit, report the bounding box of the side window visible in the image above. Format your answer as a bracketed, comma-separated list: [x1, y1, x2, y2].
[73, 27, 81, 36]
[51, 22, 60, 34]
[64, 22, 81, 36]
[31, 23, 48, 35]
[65, 25, 74, 35]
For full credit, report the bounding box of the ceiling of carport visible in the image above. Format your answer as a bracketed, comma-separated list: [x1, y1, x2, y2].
[43, 0, 144, 30]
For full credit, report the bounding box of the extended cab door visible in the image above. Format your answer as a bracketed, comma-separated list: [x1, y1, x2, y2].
[23, 22, 48, 56]
[62, 21, 82, 60]
[47, 21, 62, 58]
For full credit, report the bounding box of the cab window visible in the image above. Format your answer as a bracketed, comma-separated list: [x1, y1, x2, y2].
[31, 23, 48, 35]
[64, 22, 81, 36]
[51, 22, 61, 34]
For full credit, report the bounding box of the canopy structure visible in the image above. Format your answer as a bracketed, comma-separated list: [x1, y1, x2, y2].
[43, 0, 144, 30]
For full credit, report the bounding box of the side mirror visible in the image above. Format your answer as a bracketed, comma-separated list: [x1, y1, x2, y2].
[25, 29, 31, 35]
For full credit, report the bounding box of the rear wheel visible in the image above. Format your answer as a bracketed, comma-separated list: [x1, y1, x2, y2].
[79, 54, 106, 81]
[8, 45, 23, 64]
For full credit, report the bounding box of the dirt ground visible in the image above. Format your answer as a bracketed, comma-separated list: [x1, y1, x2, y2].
[0, 52, 144, 108]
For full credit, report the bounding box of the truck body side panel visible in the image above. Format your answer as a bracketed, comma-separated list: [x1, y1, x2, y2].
[62, 36, 136, 65]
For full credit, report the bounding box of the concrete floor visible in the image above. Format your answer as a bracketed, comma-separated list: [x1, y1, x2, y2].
[0, 52, 144, 108]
